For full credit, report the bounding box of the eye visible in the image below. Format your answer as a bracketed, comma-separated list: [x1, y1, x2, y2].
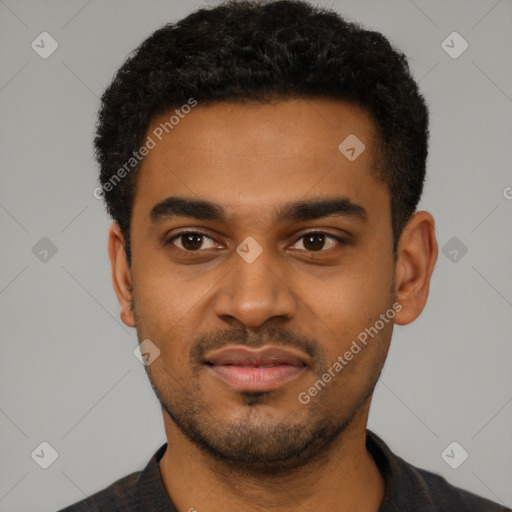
[167, 231, 219, 252]
[290, 232, 346, 252]
[165, 230, 347, 254]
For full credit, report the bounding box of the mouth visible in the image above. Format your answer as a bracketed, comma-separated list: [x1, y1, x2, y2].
[203, 345, 308, 392]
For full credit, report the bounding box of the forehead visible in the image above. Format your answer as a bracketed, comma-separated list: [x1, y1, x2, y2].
[132, 98, 388, 225]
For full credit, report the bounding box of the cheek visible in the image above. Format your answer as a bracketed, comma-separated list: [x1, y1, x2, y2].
[132, 276, 197, 362]
[133, 256, 202, 321]
[311, 251, 395, 362]
[319, 314, 393, 402]
[317, 269, 394, 339]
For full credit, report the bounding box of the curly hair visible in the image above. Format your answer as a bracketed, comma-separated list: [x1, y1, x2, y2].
[95, 0, 429, 266]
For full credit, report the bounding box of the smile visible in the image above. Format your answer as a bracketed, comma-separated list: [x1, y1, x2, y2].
[203, 345, 309, 392]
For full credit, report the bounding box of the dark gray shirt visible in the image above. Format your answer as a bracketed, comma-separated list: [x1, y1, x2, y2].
[57, 430, 510, 511]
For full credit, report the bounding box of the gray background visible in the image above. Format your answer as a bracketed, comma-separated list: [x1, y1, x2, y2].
[1, 0, 511, 511]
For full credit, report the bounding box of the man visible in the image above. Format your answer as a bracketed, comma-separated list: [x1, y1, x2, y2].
[59, 0, 509, 510]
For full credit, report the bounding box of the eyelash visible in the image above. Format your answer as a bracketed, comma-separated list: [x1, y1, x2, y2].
[165, 230, 348, 254]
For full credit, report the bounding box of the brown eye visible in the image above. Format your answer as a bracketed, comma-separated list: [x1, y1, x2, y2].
[168, 232, 217, 251]
[291, 232, 345, 252]
[302, 233, 328, 251]
[180, 233, 203, 251]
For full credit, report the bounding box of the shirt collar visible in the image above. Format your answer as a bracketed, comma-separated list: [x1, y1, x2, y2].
[133, 443, 177, 512]
[366, 429, 437, 511]
[132, 430, 436, 512]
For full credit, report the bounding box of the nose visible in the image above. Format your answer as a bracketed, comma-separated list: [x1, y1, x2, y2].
[212, 244, 298, 328]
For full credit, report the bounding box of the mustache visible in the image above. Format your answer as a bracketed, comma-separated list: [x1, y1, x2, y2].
[190, 325, 323, 365]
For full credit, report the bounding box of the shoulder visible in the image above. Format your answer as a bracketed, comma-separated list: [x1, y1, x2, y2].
[366, 430, 510, 512]
[414, 466, 510, 512]
[55, 443, 170, 512]
[55, 470, 140, 512]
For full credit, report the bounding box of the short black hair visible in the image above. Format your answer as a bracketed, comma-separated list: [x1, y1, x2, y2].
[95, 0, 429, 266]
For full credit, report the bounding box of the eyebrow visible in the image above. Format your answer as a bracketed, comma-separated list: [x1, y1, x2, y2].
[149, 196, 368, 225]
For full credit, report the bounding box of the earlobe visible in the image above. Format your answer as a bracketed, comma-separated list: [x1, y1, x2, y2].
[393, 211, 438, 326]
[108, 223, 135, 328]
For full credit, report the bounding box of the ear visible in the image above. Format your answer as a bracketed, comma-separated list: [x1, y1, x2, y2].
[108, 222, 135, 328]
[394, 211, 438, 325]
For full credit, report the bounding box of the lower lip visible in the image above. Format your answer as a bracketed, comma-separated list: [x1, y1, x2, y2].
[206, 364, 306, 392]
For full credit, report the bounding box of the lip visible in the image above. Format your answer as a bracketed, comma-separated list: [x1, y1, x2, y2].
[203, 345, 309, 392]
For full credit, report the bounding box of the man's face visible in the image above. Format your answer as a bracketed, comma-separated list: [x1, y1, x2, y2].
[127, 99, 397, 471]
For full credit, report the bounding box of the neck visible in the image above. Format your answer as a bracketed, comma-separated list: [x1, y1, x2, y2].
[158, 401, 385, 512]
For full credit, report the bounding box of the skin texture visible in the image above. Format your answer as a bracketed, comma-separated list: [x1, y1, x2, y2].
[108, 99, 438, 511]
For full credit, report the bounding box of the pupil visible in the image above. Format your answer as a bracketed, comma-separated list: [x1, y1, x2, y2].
[304, 233, 324, 251]
[183, 234, 202, 250]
